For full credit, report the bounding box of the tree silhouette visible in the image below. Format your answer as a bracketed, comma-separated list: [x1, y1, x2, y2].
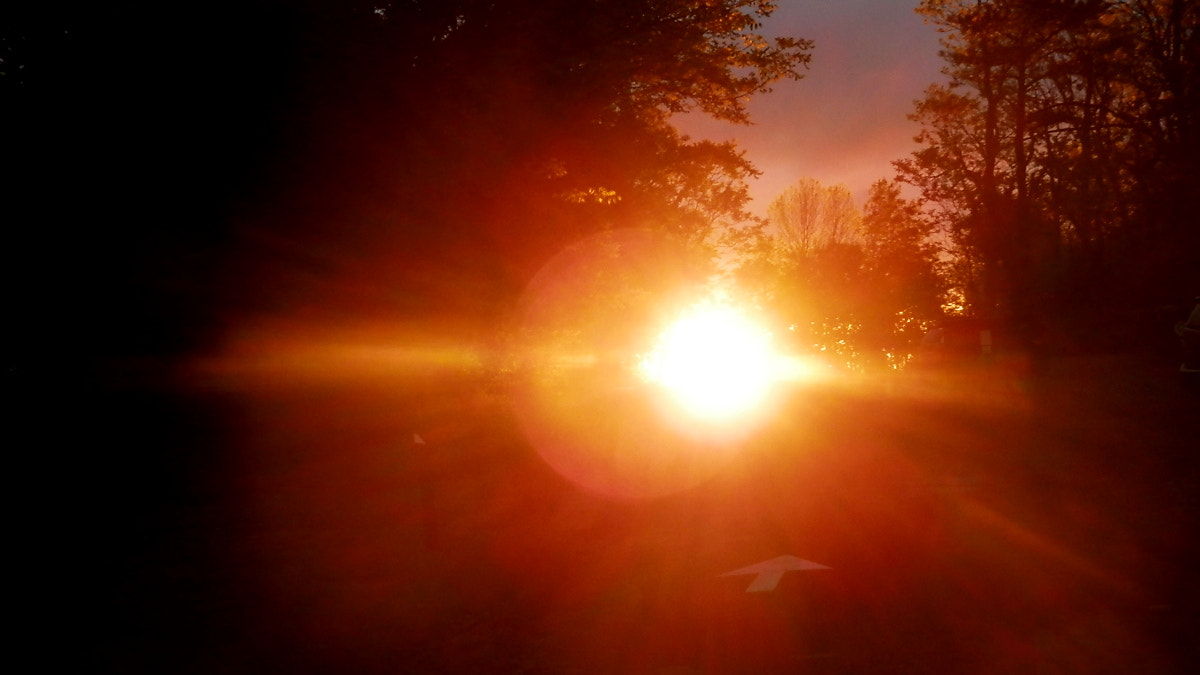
[226, 0, 813, 328]
[724, 177, 945, 371]
[767, 178, 862, 257]
[899, 0, 1199, 349]
[4, 1, 813, 369]
[852, 180, 946, 366]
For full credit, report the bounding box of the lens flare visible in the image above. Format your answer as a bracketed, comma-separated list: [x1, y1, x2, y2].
[639, 305, 776, 420]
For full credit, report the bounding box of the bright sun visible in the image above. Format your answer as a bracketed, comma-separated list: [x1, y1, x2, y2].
[638, 305, 776, 420]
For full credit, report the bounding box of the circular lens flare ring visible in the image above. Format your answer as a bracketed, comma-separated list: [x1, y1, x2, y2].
[639, 305, 776, 420]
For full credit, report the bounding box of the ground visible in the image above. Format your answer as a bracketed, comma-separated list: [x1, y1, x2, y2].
[45, 352, 1200, 673]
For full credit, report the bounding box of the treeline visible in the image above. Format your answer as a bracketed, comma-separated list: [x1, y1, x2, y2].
[2, 1, 812, 364]
[732, 0, 1198, 368]
[898, 0, 1199, 348]
[725, 178, 944, 371]
[8, 1, 1191, 370]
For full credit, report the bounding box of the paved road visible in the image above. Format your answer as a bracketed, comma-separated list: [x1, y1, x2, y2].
[59, 355, 1200, 673]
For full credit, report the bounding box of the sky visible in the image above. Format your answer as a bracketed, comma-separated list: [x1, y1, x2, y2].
[676, 0, 948, 216]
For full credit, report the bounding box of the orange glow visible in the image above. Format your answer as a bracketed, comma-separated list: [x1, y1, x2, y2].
[185, 317, 487, 391]
[509, 230, 764, 500]
[639, 304, 776, 420]
[507, 229, 843, 500]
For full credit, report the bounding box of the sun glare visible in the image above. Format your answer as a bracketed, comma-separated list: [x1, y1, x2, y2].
[639, 305, 777, 420]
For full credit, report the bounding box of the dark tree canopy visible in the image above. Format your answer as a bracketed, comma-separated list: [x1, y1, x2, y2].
[219, 0, 812, 329]
[899, 0, 1199, 348]
[3, 1, 811, 366]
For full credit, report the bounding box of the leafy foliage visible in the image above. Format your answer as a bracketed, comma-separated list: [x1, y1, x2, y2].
[900, 0, 1199, 346]
[724, 178, 944, 371]
[5, 1, 812, 362]
[239, 0, 813, 318]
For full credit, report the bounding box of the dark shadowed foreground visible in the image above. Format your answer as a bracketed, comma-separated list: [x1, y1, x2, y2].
[51, 353, 1200, 673]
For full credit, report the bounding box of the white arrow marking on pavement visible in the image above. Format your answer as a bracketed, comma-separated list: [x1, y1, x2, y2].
[719, 555, 831, 593]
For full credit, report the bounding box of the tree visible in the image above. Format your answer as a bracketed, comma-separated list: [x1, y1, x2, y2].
[723, 177, 948, 370]
[766, 178, 862, 257]
[1104, 0, 1200, 302]
[899, 0, 1198, 348]
[900, 0, 1066, 326]
[2, 1, 813, 369]
[727, 178, 863, 368]
[755, 179, 864, 331]
[858, 180, 946, 364]
[230, 0, 814, 323]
